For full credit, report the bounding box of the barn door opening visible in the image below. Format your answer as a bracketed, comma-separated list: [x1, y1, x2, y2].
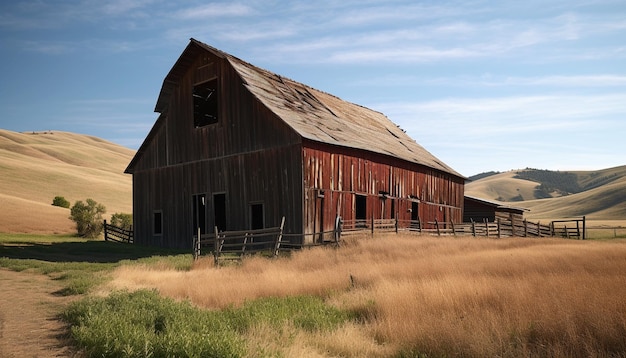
[355, 194, 367, 227]
[192, 194, 207, 237]
[250, 203, 264, 230]
[213, 193, 226, 232]
[411, 201, 420, 229]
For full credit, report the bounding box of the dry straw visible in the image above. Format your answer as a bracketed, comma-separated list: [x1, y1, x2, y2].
[108, 234, 626, 357]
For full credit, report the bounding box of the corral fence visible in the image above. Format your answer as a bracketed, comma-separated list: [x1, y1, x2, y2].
[193, 216, 588, 265]
[194, 217, 286, 265]
[103, 220, 134, 243]
[340, 217, 560, 239]
[550, 217, 586, 240]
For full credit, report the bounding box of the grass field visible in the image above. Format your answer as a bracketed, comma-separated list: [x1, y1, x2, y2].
[3, 232, 626, 357]
[103, 233, 626, 357]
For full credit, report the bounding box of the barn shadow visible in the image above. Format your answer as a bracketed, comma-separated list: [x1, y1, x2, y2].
[0, 240, 187, 263]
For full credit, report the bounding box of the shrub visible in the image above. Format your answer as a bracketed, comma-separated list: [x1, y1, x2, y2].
[52, 196, 70, 208]
[70, 199, 106, 238]
[110, 212, 133, 230]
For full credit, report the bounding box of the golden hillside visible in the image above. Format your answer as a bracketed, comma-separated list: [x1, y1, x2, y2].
[0, 130, 134, 234]
[466, 166, 626, 220]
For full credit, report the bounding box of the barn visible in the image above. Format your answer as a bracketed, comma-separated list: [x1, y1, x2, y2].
[463, 195, 528, 223]
[125, 39, 466, 249]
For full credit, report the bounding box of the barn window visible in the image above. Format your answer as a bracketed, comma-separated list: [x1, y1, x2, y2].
[250, 203, 264, 230]
[153, 211, 162, 235]
[193, 78, 218, 127]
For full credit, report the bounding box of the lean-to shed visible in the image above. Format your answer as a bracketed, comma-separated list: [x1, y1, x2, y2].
[463, 195, 528, 223]
[125, 39, 466, 248]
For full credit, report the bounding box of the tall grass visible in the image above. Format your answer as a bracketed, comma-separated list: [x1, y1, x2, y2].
[108, 234, 626, 357]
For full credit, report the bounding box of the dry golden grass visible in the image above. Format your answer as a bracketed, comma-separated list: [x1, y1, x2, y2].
[107, 234, 626, 357]
[0, 129, 134, 234]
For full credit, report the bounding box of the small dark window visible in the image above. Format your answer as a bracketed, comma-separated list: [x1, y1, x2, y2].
[250, 203, 264, 230]
[193, 78, 218, 127]
[153, 211, 163, 235]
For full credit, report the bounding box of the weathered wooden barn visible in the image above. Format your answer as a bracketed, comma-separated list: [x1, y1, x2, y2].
[125, 39, 466, 248]
[463, 195, 527, 223]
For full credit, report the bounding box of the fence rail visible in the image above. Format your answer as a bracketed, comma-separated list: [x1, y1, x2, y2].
[103, 220, 133, 243]
[339, 217, 561, 239]
[194, 217, 286, 265]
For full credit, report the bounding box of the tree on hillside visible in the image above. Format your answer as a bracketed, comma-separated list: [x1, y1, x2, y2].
[70, 199, 106, 238]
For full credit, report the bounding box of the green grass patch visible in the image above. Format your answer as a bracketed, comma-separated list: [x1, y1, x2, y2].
[0, 233, 190, 294]
[63, 290, 354, 358]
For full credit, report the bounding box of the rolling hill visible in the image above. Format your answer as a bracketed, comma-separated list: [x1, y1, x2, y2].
[1, 128, 623, 233]
[0, 129, 134, 234]
[466, 166, 626, 220]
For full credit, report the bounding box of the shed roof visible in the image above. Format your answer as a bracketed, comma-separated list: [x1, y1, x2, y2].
[464, 195, 529, 213]
[152, 38, 464, 178]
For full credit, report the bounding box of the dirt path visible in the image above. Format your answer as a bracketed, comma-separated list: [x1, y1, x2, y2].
[0, 269, 79, 357]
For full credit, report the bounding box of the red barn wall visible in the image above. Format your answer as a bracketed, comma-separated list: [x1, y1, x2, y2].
[303, 141, 464, 242]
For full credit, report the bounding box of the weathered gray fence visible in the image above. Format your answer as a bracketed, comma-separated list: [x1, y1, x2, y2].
[103, 220, 134, 243]
[194, 217, 285, 265]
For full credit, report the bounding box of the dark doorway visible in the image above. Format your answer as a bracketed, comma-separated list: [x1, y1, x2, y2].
[213, 193, 226, 232]
[355, 195, 367, 227]
[250, 203, 264, 230]
[192, 194, 207, 236]
[411, 201, 419, 221]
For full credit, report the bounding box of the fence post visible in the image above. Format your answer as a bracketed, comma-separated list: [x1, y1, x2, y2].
[395, 217, 398, 233]
[471, 219, 476, 237]
[497, 218, 501, 238]
[524, 219, 528, 237]
[583, 215, 587, 240]
[213, 226, 220, 266]
[103, 220, 108, 241]
[484, 218, 489, 237]
[273, 216, 285, 257]
[435, 219, 440, 236]
[371, 217, 374, 235]
[450, 221, 456, 236]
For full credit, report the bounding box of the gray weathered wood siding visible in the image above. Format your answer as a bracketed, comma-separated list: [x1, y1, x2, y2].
[130, 49, 304, 248]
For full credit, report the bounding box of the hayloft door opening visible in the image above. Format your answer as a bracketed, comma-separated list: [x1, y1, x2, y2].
[192, 194, 207, 236]
[250, 203, 264, 230]
[213, 193, 226, 232]
[355, 194, 367, 227]
[193, 78, 218, 127]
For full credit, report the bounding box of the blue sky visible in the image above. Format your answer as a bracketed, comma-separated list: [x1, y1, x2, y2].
[1, 0, 625, 176]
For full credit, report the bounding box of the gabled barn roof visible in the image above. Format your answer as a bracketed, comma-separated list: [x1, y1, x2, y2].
[144, 38, 463, 178]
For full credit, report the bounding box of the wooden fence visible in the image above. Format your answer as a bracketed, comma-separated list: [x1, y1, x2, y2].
[103, 220, 133, 243]
[339, 216, 570, 239]
[194, 217, 285, 265]
[550, 217, 586, 240]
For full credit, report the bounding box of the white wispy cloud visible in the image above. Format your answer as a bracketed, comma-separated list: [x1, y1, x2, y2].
[174, 3, 253, 19]
[375, 93, 626, 137]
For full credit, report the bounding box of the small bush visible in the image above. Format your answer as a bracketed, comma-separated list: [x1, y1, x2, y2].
[110, 212, 133, 230]
[52, 196, 70, 208]
[70, 199, 106, 238]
